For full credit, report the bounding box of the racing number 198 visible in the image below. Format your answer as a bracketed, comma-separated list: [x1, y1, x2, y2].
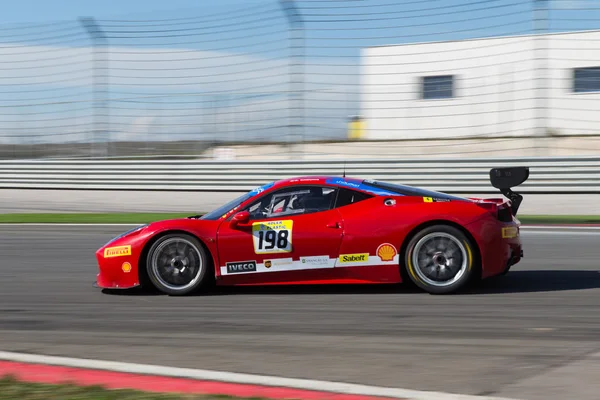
[257, 230, 289, 250]
[252, 220, 293, 254]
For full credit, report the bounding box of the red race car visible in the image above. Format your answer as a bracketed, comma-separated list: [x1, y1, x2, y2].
[95, 167, 528, 295]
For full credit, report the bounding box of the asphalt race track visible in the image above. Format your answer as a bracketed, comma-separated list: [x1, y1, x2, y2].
[0, 225, 599, 399]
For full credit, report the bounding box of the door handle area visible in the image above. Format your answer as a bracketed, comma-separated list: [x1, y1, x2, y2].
[326, 221, 341, 229]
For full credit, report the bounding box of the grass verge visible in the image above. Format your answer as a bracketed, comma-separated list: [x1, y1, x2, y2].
[0, 375, 260, 400]
[0, 213, 193, 224]
[0, 213, 598, 225]
[517, 215, 600, 225]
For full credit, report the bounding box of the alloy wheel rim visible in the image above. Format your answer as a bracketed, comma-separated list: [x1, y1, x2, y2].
[151, 238, 203, 291]
[411, 232, 468, 287]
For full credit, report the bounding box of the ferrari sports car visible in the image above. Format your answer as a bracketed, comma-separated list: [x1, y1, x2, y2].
[95, 167, 528, 295]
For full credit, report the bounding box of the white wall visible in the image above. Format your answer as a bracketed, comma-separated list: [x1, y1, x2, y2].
[548, 31, 600, 136]
[362, 30, 600, 140]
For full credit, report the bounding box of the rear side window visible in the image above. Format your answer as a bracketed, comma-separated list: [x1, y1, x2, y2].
[362, 180, 467, 201]
[335, 188, 372, 208]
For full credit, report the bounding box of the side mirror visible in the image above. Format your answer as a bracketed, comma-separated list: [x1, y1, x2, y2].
[230, 211, 250, 227]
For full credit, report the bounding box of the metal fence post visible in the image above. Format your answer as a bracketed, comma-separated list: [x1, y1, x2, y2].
[533, 0, 549, 155]
[79, 17, 109, 158]
[279, 0, 304, 159]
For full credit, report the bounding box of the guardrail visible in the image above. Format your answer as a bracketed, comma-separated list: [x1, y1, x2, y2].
[0, 156, 599, 194]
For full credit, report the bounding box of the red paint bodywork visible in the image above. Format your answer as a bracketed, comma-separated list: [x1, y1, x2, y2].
[95, 176, 523, 290]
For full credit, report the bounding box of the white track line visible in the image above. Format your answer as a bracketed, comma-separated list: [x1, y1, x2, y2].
[0, 351, 517, 400]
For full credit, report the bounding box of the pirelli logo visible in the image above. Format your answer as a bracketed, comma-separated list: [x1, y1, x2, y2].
[104, 245, 132, 258]
[339, 253, 369, 264]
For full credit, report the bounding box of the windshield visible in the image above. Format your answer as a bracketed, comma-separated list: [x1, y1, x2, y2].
[200, 181, 276, 220]
[362, 180, 468, 201]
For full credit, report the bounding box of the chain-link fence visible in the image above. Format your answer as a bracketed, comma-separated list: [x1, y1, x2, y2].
[1, 0, 600, 159]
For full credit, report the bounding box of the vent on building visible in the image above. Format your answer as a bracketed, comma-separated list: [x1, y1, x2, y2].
[421, 75, 454, 99]
[573, 67, 600, 93]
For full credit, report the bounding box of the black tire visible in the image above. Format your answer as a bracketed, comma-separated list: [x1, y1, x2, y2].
[146, 233, 209, 296]
[404, 224, 478, 294]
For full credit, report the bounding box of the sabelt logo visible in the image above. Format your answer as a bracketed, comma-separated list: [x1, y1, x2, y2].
[339, 253, 369, 263]
[103, 245, 131, 258]
[226, 261, 257, 274]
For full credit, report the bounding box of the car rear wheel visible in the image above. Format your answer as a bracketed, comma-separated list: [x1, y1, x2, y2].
[404, 225, 477, 294]
[146, 233, 208, 295]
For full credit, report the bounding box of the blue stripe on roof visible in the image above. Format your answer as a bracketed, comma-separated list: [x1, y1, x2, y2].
[325, 178, 400, 196]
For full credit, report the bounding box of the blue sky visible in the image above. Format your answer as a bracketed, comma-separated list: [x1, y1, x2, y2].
[0, 0, 265, 25]
[0, 0, 598, 145]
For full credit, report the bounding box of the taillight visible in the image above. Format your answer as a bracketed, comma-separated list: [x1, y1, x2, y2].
[474, 200, 513, 222]
[476, 201, 498, 217]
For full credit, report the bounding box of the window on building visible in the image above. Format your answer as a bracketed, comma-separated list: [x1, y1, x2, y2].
[421, 75, 454, 99]
[573, 67, 600, 93]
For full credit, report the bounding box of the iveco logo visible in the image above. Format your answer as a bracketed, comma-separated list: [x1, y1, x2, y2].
[226, 261, 257, 274]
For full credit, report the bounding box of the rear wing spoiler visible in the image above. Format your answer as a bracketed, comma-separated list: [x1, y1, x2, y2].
[489, 167, 529, 216]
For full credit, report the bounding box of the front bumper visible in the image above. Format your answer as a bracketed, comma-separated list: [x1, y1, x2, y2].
[95, 246, 142, 289]
[95, 233, 147, 289]
[94, 225, 151, 289]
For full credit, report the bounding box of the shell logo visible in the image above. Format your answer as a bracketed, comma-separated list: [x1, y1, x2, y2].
[121, 262, 132, 273]
[376, 243, 397, 262]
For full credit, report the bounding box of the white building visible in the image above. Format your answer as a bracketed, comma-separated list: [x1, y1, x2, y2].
[361, 30, 600, 140]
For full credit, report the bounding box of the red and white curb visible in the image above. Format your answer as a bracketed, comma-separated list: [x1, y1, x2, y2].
[0, 351, 518, 400]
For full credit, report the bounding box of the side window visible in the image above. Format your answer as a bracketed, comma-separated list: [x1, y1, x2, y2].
[335, 188, 372, 208]
[247, 186, 337, 219]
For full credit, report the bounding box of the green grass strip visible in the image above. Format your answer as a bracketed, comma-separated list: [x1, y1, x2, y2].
[0, 212, 598, 225]
[0, 213, 193, 224]
[0, 375, 262, 400]
[517, 215, 600, 225]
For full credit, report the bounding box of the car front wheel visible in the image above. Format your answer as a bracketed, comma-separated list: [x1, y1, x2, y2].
[146, 233, 209, 295]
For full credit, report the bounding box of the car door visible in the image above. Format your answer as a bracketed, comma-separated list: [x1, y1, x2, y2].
[216, 185, 345, 284]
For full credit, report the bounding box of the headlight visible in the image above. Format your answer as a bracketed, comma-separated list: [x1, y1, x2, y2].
[104, 224, 148, 246]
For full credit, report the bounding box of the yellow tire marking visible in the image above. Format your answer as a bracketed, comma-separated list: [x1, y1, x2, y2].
[406, 248, 425, 285]
[464, 241, 473, 271]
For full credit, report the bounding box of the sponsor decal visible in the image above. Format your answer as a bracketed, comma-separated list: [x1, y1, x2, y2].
[226, 261, 257, 274]
[290, 178, 321, 183]
[103, 245, 131, 258]
[376, 243, 397, 262]
[423, 197, 451, 203]
[300, 255, 330, 266]
[339, 253, 369, 264]
[326, 178, 361, 188]
[326, 178, 398, 196]
[252, 220, 293, 254]
[221, 205, 240, 219]
[250, 182, 275, 196]
[502, 226, 519, 238]
[121, 262, 132, 273]
[263, 257, 293, 269]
